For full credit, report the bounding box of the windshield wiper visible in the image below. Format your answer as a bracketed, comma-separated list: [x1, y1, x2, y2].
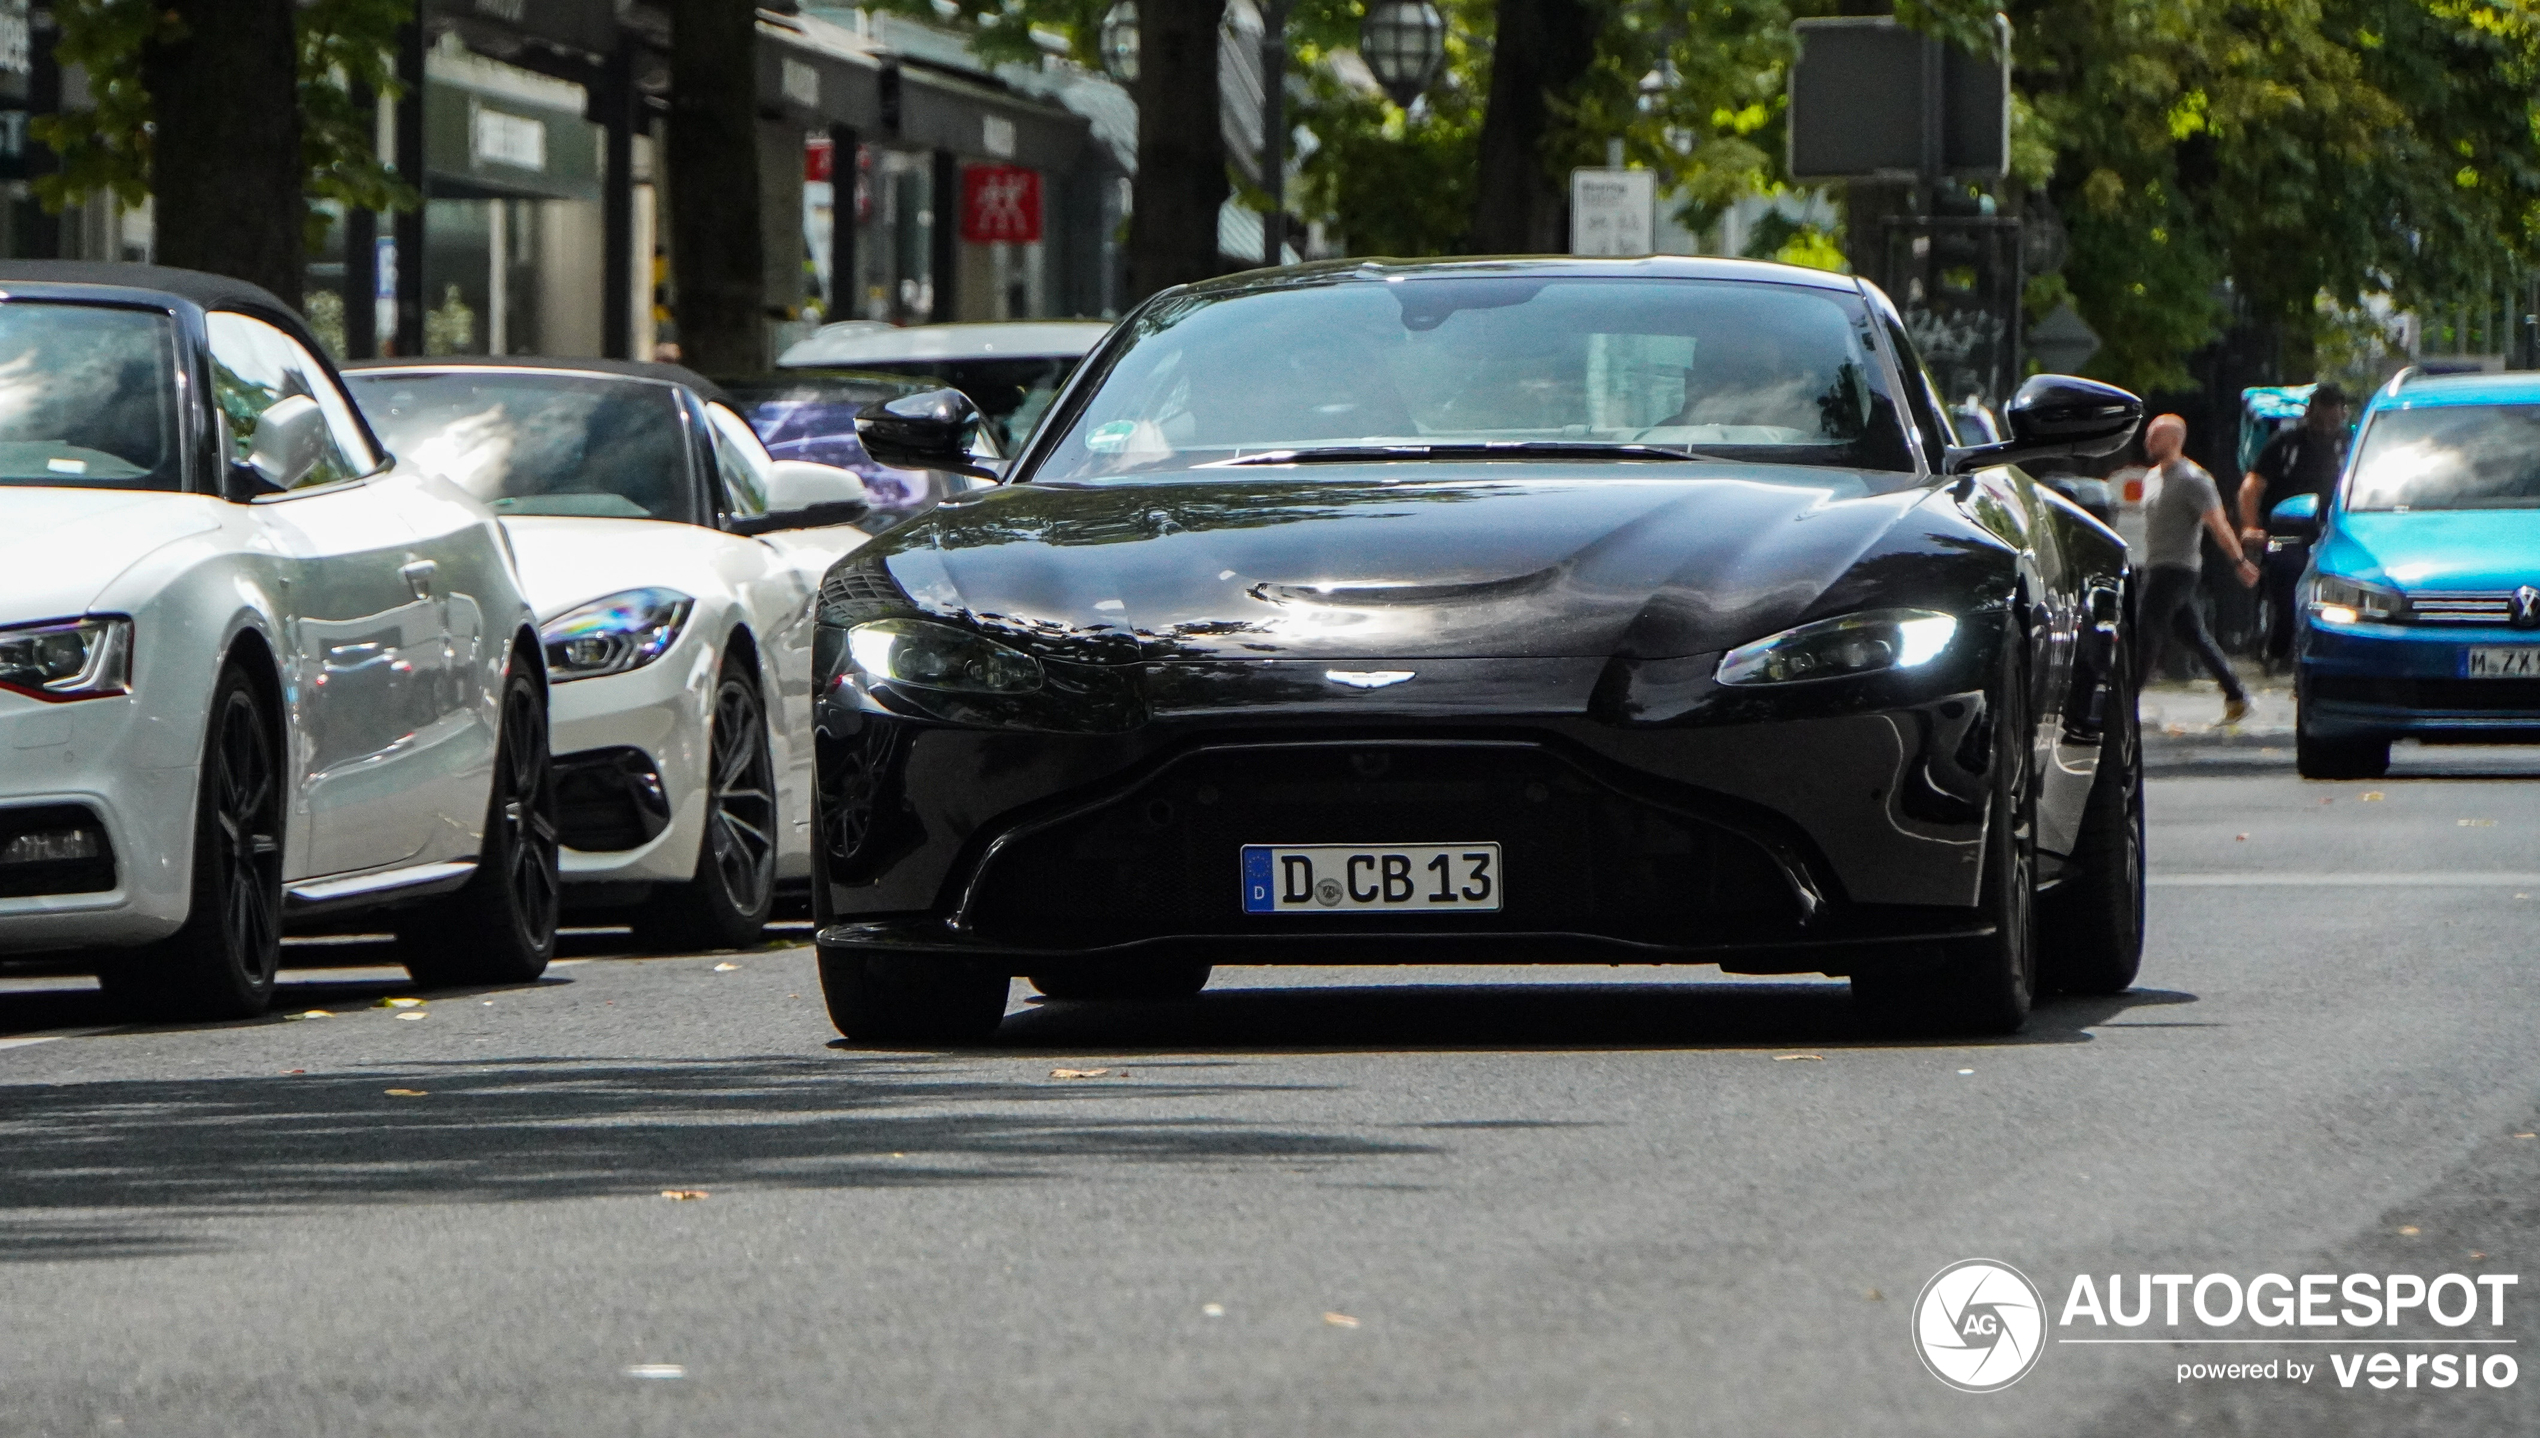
[1216, 441, 1709, 466]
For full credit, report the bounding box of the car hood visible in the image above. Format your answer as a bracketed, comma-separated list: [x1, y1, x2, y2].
[2322, 510, 2540, 592]
[0, 487, 224, 620]
[879, 468, 1951, 662]
[500, 514, 750, 620]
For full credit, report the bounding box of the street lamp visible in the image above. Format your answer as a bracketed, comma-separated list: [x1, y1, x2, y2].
[1099, 2, 1138, 84]
[1359, 0, 1446, 109]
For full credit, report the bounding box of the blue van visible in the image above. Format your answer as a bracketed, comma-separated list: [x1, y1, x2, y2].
[2290, 368, 2540, 777]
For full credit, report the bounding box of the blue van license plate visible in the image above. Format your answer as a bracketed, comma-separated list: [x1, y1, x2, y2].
[2465, 647, 2540, 678]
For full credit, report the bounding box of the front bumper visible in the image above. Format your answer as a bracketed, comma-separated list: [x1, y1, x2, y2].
[2298, 619, 2540, 738]
[814, 697, 2000, 970]
[546, 633, 716, 887]
[0, 691, 199, 953]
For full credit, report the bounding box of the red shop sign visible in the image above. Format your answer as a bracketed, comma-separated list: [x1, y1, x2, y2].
[961, 164, 1042, 244]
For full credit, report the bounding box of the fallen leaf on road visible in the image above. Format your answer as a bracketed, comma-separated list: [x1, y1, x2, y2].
[1772, 1053, 1823, 1062]
[2399, 1226, 2421, 1236]
[281, 1069, 305, 1075]
[292, 1010, 333, 1020]
[2471, 1252, 2488, 1261]
[381, 997, 424, 1009]
[1865, 1288, 1884, 1302]
[1050, 1067, 1110, 1079]
[713, 962, 739, 971]
[660, 1190, 709, 1201]
[384, 1088, 427, 1097]
[2361, 791, 2385, 801]
[2164, 724, 2189, 737]
[1956, 1068, 1976, 1076]
[1323, 1312, 1360, 1328]
[1202, 1303, 1226, 1318]
[624, 1364, 685, 1379]
[2516, 1133, 2536, 1139]
[2235, 832, 2249, 841]
[2460, 819, 2497, 827]
[397, 1012, 427, 1021]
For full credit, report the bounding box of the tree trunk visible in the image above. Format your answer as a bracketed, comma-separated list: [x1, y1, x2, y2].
[1127, 0, 1228, 304]
[1469, 0, 1599, 254]
[666, 0, 765, 375]
[142, 0, 302, 303]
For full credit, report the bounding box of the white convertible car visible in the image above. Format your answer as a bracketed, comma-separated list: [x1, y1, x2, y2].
[345, 359, 876, 949]
[0, 264, 558, 1017]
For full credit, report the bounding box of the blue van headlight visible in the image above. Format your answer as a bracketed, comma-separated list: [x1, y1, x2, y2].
[2309, 574, 2406, 625]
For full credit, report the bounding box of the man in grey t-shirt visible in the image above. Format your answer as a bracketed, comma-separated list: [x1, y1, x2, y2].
[2140, 413, 2257, 720]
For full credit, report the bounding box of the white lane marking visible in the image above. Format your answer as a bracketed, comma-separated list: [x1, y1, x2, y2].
[0, 1025, 116, 1052]
[2152, 872, 2540, 887]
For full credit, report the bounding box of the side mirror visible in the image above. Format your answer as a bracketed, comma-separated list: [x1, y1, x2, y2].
[855, 388, 997, 479]
[2268, 491, 2321, 530]
[1943, 374, 2144, 475]
[227, 394, 330, 498]
[733, 459, 871, 534]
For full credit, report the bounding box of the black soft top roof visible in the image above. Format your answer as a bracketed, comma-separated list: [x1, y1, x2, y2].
[343, 354, 733, 411]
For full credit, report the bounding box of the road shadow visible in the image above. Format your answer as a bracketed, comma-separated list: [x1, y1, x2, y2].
[950, 978, 2200, 1056]
[0, 1051, 1416, 1258]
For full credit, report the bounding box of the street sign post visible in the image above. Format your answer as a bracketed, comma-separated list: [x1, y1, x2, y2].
[1570, 169, 1655, 257]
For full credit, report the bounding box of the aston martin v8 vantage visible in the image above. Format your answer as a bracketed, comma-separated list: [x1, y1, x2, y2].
[808, 258, 2147, 1042]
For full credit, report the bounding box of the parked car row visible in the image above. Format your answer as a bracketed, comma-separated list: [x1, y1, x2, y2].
[0, 264, 942, 1020]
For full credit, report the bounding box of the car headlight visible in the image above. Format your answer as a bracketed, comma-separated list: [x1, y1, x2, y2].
[2309, 574, 2405, 625]
[540, 588, 694, 682]
[1716, 608, 1958, 686]
[0, 616, 132, 701]
[847, 618, 1044, 694]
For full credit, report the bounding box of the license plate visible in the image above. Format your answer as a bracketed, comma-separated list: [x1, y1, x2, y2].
[2466, 647, 2540, 678]
[1241, 843, 1502, 914]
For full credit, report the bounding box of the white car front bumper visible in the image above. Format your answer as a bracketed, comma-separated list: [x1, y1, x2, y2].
[549, 622, 719, 890]
[0, 690, 202, 953]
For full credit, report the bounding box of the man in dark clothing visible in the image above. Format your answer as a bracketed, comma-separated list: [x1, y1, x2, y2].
[2238, 383, 2351, 661]
[2144, 413, 2258, 722]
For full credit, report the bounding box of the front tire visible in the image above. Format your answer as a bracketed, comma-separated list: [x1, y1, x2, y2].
[638, 663, 777, 952]
[399, 659, 561, 987]
[2038, 639, 2144, 995]
[99, 665, 284, 1021]
[1855, 635, 2038, 1035]
[2295, 707, 2388, 779]
[818, 947, 1010, 1044]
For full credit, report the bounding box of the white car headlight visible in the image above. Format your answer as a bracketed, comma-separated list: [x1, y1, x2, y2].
[1716, 608, 1958, 686]
[0, 615, 132, 701]
[540, 588, 694, 682]
[847, 618, 1043, 694]
[2308, 573, 2405, 625]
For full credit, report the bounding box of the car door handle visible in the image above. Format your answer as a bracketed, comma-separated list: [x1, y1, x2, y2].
[400, 560, 437, 600]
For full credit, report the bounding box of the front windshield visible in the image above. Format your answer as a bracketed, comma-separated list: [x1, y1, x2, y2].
[1033, 276, 1913, 481]
[347, 371, 695, 521]
[2346, 404, 2540, 511]
[0, 302, 182, 491]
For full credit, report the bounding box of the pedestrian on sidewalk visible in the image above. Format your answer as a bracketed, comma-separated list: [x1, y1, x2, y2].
[2140, 412, 2257, 724]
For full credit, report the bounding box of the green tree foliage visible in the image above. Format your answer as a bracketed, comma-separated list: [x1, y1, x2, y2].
[33, 0, 416, 252]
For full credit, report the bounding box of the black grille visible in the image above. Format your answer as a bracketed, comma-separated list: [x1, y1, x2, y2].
[0, 804, 117, 898]
[2310, 675, 2540, 711]
[554, 748, 671, 852]
[963, 743, 1800, 948]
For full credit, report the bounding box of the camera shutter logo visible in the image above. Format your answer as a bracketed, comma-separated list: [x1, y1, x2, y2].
[1913, 1259, 2046, 1392]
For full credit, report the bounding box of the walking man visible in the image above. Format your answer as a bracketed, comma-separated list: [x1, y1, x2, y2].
[2238, 383, 2351, 661]
[2142, 413, 2257, 724]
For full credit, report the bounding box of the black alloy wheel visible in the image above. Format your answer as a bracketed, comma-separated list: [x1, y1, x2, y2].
[101, 666, 285, 1020]
[639, 662, 776, 951]
[1855, 634, 2039, 1035]
[399, 658, 561, 986]
[1028, 961, 1214, 1002]
[2039, 627, 2145, 995]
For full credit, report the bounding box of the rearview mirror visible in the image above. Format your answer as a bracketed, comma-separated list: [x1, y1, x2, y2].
[855, 388, 997, 479]
[1943, 375, 2143, 475]
[733, 460, 871, 534]
[226, 393, 330, 499]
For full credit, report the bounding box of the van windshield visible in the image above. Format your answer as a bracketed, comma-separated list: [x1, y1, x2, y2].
[2348, 404, 2540, 510]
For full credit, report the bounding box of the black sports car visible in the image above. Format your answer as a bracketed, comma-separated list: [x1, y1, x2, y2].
[808, 257, 2145, 1043]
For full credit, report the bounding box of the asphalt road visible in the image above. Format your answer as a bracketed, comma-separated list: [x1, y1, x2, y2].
[5, 737, 2539, 1436]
